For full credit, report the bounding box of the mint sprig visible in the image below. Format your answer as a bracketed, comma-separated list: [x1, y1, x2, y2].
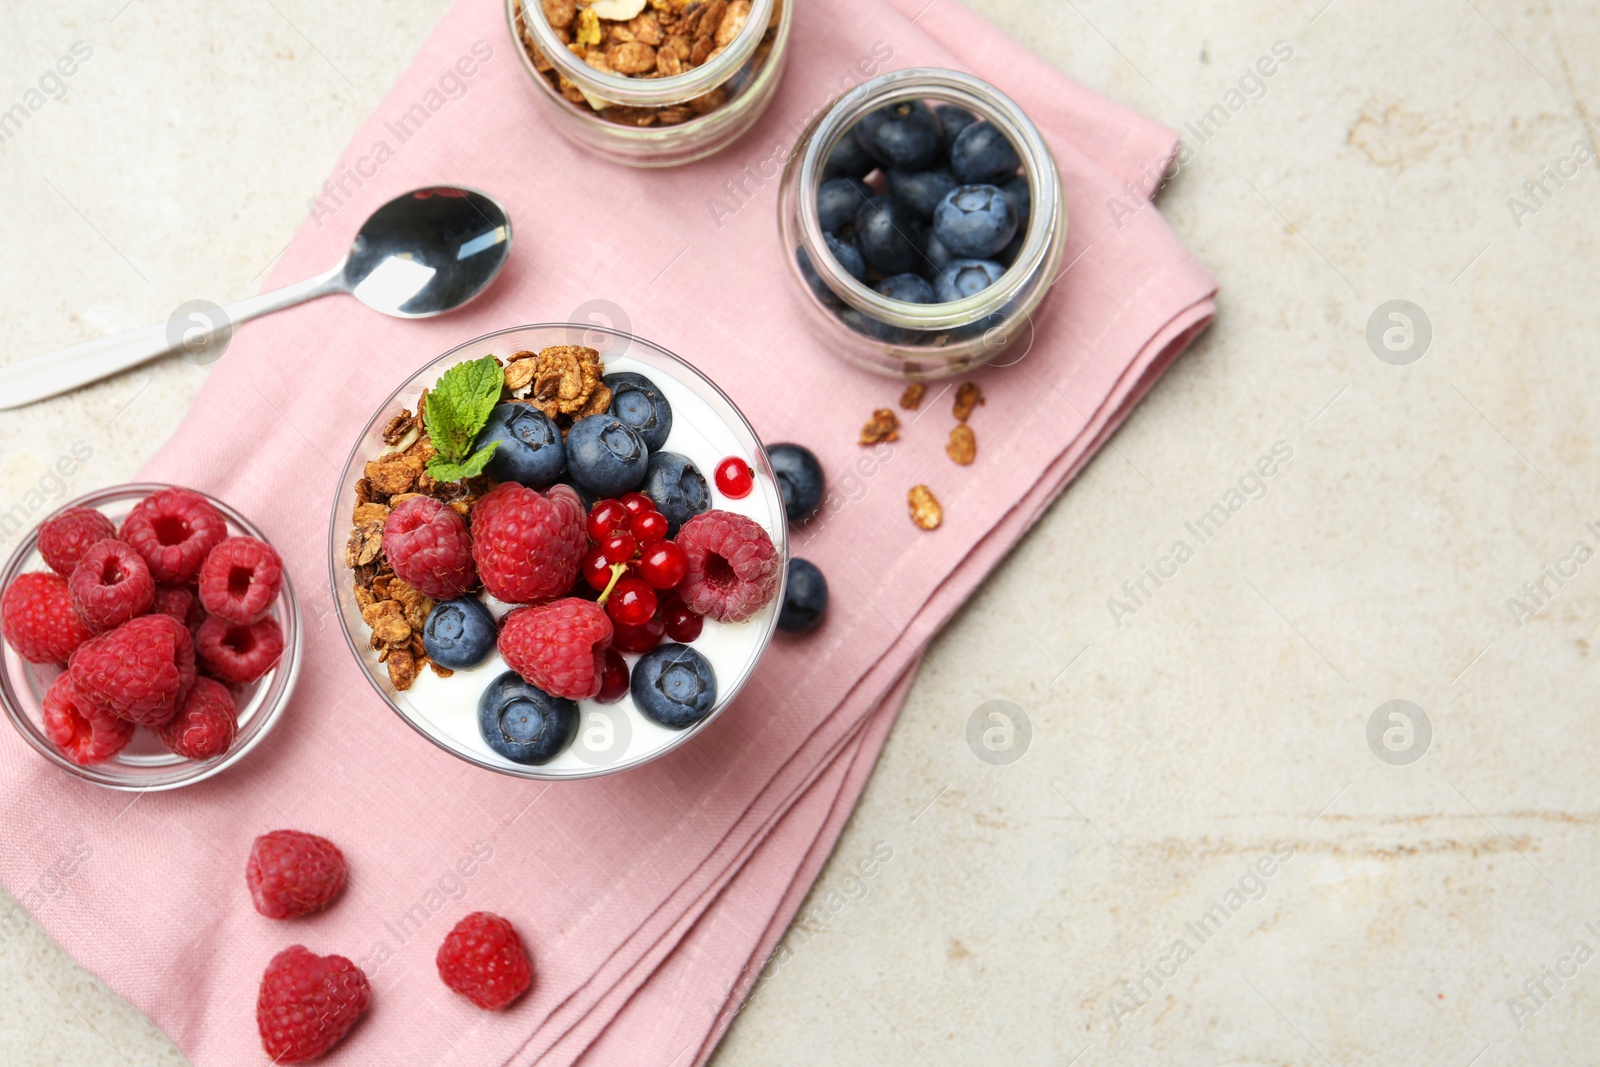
[423, 355, 504, 482]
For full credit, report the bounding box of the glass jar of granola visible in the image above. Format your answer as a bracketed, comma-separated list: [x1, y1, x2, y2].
[509, 0, 791, 167]
[778, 68, 1067, 379]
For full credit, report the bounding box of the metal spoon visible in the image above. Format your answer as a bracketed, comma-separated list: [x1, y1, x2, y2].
[0, 186, 513, 410]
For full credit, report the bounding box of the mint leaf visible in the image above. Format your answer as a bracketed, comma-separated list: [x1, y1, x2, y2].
[425, 441, 498, 484]
[424, 356, 504, 464]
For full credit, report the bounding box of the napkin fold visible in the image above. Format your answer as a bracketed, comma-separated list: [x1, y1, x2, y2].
[0, 0, 1215, 1063]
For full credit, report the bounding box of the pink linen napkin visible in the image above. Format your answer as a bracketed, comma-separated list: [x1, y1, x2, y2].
[0, 0, 1215, 1063]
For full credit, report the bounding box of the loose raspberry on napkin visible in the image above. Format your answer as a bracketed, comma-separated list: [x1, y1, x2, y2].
[0, 1, 1215, 1064]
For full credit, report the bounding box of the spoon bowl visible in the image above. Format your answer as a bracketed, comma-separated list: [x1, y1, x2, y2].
[0, 186, 514, 410]
[343, 187, 512, 318]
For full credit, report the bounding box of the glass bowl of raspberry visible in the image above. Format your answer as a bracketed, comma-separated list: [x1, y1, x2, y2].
[0, 484, 301, 791]
[329, 324, 788, 780]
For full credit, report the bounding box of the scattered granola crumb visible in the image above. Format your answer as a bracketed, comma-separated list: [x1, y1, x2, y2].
[899, 382, 926, 410]
[953, 382, 984, 422]
[860, 408, 900, 445]
[908, 485, 942, 530]
[946, 425, 977, 465]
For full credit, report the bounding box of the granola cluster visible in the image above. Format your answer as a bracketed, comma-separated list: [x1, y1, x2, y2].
[516, 0, 781, 127]
[347, 346, 609, 690]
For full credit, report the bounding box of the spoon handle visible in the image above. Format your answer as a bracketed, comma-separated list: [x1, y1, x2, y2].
[0, 267, 345, 411]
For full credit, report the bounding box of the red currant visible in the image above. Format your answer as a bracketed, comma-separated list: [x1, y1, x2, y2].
[611, 615, 665, 654]
[606, 577, 658, 628]
[662, 597, 704, 643]
[620, 492, 655, 517]
[582, 548, 615, 590]
[632, 510, 669, 546]
[639, 541, 687, 589]
[596, 648, 630, 704]
[587, 499, 629, 541]
[715, 456, 754, 499]
[600, 532, 637, 565]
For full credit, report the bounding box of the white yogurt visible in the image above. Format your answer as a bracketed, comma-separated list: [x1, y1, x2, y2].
[386, 354, 781, 777]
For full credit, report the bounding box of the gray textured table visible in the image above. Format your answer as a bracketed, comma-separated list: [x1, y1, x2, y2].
[2, 2, 1597, 1064]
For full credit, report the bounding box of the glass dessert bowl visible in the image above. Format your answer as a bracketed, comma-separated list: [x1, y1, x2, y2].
[0, 484, 300, 791]
[330, 324, 787, 780]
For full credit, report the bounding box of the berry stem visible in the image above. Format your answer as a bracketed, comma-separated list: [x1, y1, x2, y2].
[596, 562, 629, 605]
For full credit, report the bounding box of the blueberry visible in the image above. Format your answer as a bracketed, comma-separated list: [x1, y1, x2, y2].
[935, 259, 1006, 302]
[818, 177, 873, 235]
[641, 451, 709, 536]
[932, 184, 1017, 258]
[995, 177, 1031, 266]
[767, 443, 824, 523]
[474, 403, 565, 488]
[477, 671, 577, 764]
[778, 558, 829, 633]
[423, 597, 498, 670]
[566, 414, 648, 498]
[631, 644, 717, 729]
[825, 232, 867, 281]
[920, 231, 956, 281]
[876, 272, 937, 304]
[1002, 176, 1031, 231]
[823, 130, 876, 179]
[885, 167, 956, 219]
[934, 104, 978, 155]
[854, 196, 924, 275]
[853, 101, 942, 169]
[797, 246, 839, 307]
[950, 121, 1023, 184]
[604, 372, 673, 452]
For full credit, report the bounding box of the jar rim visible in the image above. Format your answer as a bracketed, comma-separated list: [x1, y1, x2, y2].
[793, 67, 1064, 330]
[519, 0, 777, 107]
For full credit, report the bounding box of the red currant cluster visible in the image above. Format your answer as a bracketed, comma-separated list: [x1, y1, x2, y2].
[582, 493, 706, 704]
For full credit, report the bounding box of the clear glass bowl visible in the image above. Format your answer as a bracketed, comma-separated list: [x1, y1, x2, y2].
[0, 484, 301, 791]
[328, 324, 788, 780]
[508, 0, 791, 167]
[778, 67, 1068, 379]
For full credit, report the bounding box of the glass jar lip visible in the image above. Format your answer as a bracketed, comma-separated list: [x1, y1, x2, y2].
[518, 0, 777, 107]
[794, 67, 1064, 330]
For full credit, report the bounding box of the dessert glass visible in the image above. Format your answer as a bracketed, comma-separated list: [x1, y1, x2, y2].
[508, 0, 791, 167]
[0, 484, 301, 792]
[778, 67, 1068, 379]
[329, 324, 787, 780]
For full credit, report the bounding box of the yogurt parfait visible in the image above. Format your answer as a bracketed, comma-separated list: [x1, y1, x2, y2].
[332, 325, 786, 779]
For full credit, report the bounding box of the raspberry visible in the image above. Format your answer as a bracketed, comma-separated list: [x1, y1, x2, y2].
[36, 507, 117, 577]
[120, 488, 227, 584]
[471, 483, 587, 604]
[382, 497, 477, 600]
[155, 677, 236, 760]
[247, 830, 348, 919]
[436, 912, 534, 1011]
[197, 536, 282, 624]
[675, 510, 782, 623]
[256, 945, 369, 1062]
[1, 572, 93, 663]
[151, 584, 202, 627]
[70, 613, 195, 726]
[195, 614, 284, 684]
[68, 540, 155, 632]
[497, 598, 612, 700]
[41, 673, 135, 765]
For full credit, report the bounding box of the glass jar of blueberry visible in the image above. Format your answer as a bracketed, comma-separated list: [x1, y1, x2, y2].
[778, 68, 1066, 378]
[508, 0, 793, 168]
